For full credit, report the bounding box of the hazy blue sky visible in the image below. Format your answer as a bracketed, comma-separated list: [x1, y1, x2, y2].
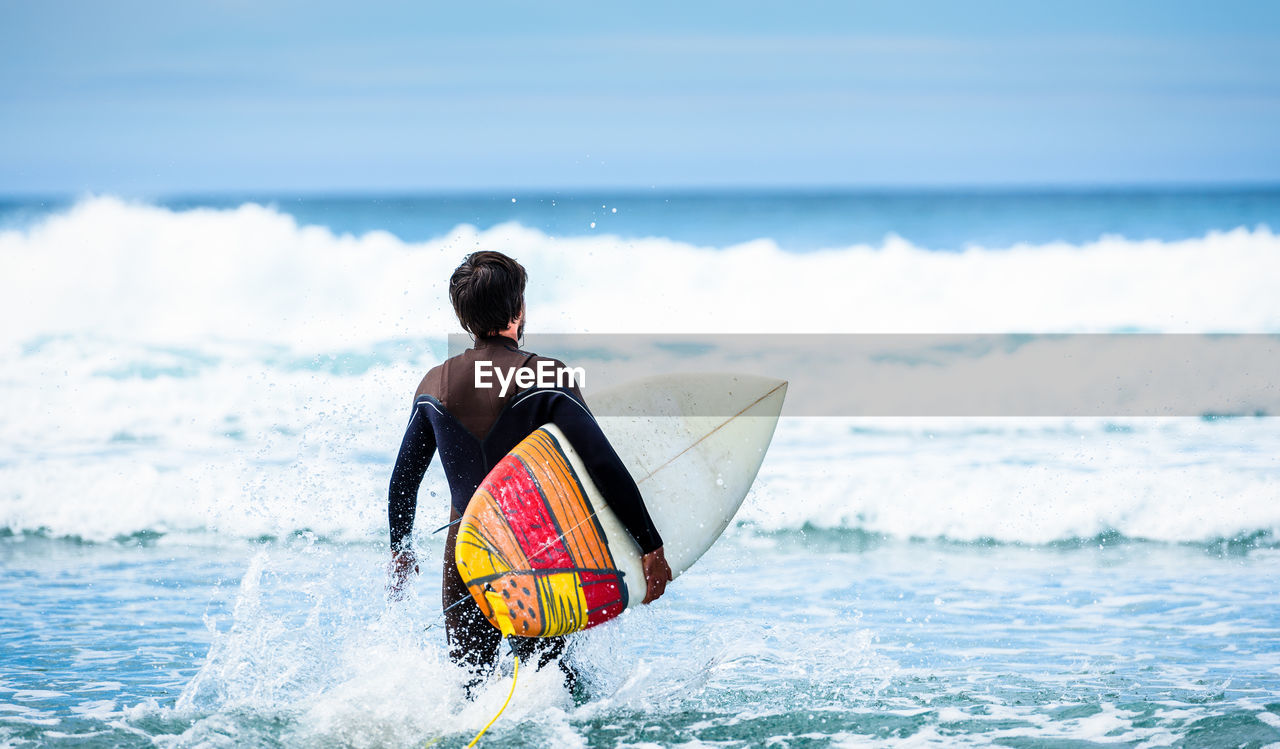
[3, 1, 1279, 194]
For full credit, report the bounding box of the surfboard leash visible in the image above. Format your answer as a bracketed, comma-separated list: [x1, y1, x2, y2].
[464, 586, 520, 748]
[431, 506, 620, 744]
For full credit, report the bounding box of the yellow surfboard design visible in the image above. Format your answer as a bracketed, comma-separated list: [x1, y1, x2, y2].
[456, 428, 627, 637]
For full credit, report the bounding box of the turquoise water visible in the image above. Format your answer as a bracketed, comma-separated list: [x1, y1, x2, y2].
[3, 530, 1278, 747]
[1, 190, 1279, 746]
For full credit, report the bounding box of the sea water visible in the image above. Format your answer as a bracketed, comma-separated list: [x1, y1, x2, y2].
[1, 191, 1279, 747]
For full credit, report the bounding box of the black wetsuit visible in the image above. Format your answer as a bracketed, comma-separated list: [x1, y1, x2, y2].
[387, 334, 662, 687]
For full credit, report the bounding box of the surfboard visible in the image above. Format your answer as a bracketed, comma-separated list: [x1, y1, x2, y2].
[455, 373, 787, 637]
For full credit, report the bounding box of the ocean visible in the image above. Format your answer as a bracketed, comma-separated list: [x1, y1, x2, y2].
[1, 190, 1279, 747]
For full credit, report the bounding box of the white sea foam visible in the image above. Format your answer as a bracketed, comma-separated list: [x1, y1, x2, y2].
[2, 196, 1279, 349]
[161, 536, 899, 746]
[744, 417, 1280, 544]
[1, 198, 1277, 545]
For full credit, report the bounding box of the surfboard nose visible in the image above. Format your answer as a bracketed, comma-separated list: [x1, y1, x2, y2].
[684, 372, 788, 422]
[589, 372, 787, 421]
[731, 374, 788, 419]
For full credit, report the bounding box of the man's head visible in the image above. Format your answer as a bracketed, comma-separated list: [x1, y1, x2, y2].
[449, 251, 527, 339]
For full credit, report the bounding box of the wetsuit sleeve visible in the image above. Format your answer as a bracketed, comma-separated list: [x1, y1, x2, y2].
[549, 392, 664, 555]
[387, 401, 437, 551]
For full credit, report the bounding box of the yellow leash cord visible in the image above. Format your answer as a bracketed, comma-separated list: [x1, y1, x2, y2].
[464, 588, 519, 748]
[465, 651, 519, 747]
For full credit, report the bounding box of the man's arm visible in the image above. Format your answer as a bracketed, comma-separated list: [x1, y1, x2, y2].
[386, 399, 437, 597]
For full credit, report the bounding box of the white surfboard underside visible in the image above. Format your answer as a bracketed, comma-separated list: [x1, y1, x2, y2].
[547, 373, 787, 610]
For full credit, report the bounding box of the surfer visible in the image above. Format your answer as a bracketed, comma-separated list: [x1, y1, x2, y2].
[385, 250, 673, 693]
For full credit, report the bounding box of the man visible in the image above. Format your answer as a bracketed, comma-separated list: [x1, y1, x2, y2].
[386, 250, 672, 692]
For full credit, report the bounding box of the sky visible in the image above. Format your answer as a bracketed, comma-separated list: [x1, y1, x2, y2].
[2, 0, 1279, 195]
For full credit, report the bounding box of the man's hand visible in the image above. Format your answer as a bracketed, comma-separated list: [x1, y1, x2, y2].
[387, 548, 419, 600]
[641, 546, 673, 604]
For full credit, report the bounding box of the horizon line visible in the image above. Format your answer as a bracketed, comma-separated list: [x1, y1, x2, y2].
[3, 179, 1280, 203]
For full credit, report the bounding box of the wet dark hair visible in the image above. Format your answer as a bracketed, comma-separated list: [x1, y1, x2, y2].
[448, 251, 527, 338]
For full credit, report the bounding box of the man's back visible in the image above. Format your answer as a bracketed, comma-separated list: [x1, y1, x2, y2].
[392, 335, 594, 531]
[415, 334, 581, 442]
